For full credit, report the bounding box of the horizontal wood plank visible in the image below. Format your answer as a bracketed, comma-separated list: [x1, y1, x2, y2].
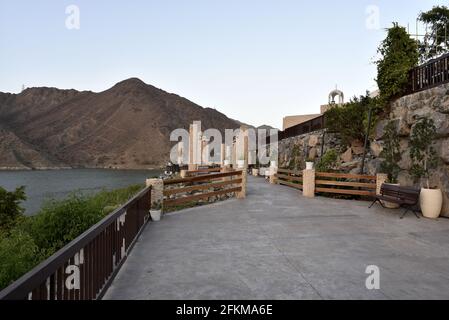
[165, 171, 242, 185]
[163, 179, 242, 196]
[315, 180, 376, 189]
[315, 172, 376, 180]
[164, 187, 242, 207]
[315, 187, 375, 196]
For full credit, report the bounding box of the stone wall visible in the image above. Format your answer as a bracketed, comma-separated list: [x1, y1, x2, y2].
[279, 130, 379, 175]
[377, 83, 449, 217]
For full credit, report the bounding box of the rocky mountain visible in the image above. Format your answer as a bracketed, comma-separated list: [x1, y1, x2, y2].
[0, 78, 242, 169]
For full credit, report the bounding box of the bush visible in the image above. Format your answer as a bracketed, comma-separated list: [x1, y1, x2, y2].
[324, 93, 377, 147]
[0, 184, 144, 290]
[316, 149, 338, 172]
[22, 184, 144, 256]
[410, 117, 438, 188]
[0, 186, 26, 231]
[376, 23, 419, 103]
[379, 120, 401, 183]
[0, 229, 44, 289]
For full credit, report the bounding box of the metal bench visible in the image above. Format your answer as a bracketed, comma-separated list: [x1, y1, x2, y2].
[369, 184, 421, 219]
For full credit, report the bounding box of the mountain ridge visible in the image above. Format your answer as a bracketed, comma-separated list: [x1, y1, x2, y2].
[0, 78, 245, 169]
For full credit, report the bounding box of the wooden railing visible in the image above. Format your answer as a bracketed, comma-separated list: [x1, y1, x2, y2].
[408, 52, 449, 94]
[315, 172, 376, 197]
[274, 169, 303, 190]
[163, 170, 243, 209]
[0, 186, 151, 300]
[279, 115, 325, 140]
[274, 169, 377, 197]
[183, 167, 221, 177]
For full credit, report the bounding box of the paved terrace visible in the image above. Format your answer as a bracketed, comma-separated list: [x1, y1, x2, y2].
[104, 177, 449, 300]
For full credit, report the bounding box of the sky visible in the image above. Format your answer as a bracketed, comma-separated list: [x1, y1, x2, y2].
[0, 0, 447, 129]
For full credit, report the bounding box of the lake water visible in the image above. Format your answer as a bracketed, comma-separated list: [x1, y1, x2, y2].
[0, 169, 162, 215]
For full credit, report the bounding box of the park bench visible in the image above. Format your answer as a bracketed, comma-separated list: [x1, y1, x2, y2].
[369, 184, 421, 219]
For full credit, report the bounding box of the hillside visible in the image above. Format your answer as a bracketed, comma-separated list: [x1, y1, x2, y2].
[0, 78, 242, 169]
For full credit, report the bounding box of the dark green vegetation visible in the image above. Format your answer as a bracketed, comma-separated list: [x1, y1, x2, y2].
[316, 149, 338, 173]
[324, 93, 379, 147]
[418, 5, 449, 62]
[376, 23, 419, 104]
[0, 184, 143, 290]
[410, 117, 438, 188]
[380, 120, 402, 184]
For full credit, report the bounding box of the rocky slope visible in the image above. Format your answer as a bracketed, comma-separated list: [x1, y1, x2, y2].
[0, 78, 242, 169]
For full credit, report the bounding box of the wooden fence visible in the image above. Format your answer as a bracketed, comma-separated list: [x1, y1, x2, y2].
[274, 168, 303, 190]
[0, 186, 151, 300]
[274, 169, 377, 197]
[315, 172, 376, 197]
[163, 170, 244, 209]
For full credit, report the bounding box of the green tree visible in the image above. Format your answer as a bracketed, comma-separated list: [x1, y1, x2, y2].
[376, 23, 419, 103]
[410, 117, 438, 188]
[379, 120, 401, 183]
[418, 6, 449, 62]
[0, 186, 26, 231]
[324, 93, 376, 147]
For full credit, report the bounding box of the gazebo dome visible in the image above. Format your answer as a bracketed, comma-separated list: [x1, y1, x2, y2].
[328, 89, 344, 105]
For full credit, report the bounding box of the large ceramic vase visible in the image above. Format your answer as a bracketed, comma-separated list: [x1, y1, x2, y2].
[420, 188, 443, 219]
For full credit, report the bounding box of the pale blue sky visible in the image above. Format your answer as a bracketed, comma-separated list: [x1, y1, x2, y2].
[0, 0, 446, 128]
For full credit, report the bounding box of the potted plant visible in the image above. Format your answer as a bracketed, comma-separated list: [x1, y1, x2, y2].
[410, 117, 442, 219]
[150, 200, 162, 221]
[379, 120, 402, 208]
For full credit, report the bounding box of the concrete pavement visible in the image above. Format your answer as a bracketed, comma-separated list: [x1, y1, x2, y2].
[104, 176, 449, 300]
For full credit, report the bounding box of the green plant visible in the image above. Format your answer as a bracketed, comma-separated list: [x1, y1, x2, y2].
[151, 200, 162, 211]
[324, 93, 376, 146]
[379, 120, 401, 183]
[0, 229, 44, 289]
[376, 23, 419, 103]
[418, 6, 449, 62]
[316, 149, 338, 172]
[409, 117, 438, 188]
[0, 186, 26, 231]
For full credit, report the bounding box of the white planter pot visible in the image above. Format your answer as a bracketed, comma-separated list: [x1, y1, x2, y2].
[305, 162, 314, 170]
[252, 168, 259, 176]
[150, 210, 162, 222]
[270, 161, 277, 168]
[420, 188, 443, 219]
[382, 183, 400, 209]
[237, 160, 245, 168]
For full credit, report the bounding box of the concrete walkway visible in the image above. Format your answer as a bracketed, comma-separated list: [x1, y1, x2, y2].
[104, 177, 449, 300]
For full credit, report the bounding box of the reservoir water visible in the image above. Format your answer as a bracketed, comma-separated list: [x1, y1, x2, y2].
[0, 169, 162, 215]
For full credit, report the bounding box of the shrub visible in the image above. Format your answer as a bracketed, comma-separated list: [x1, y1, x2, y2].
[379, 120, 401, 183]
[0, 186, 26, 231]
[376, 23, 419, 103]
[410, 117, 438, 188]
[324, 93, 377, 147]
[316, 149, 338, 172]
[0, 229, 44, 289]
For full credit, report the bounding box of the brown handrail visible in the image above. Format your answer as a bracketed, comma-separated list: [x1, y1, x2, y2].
[0, 186, 151, 300]
[164, 170, 242, 185]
